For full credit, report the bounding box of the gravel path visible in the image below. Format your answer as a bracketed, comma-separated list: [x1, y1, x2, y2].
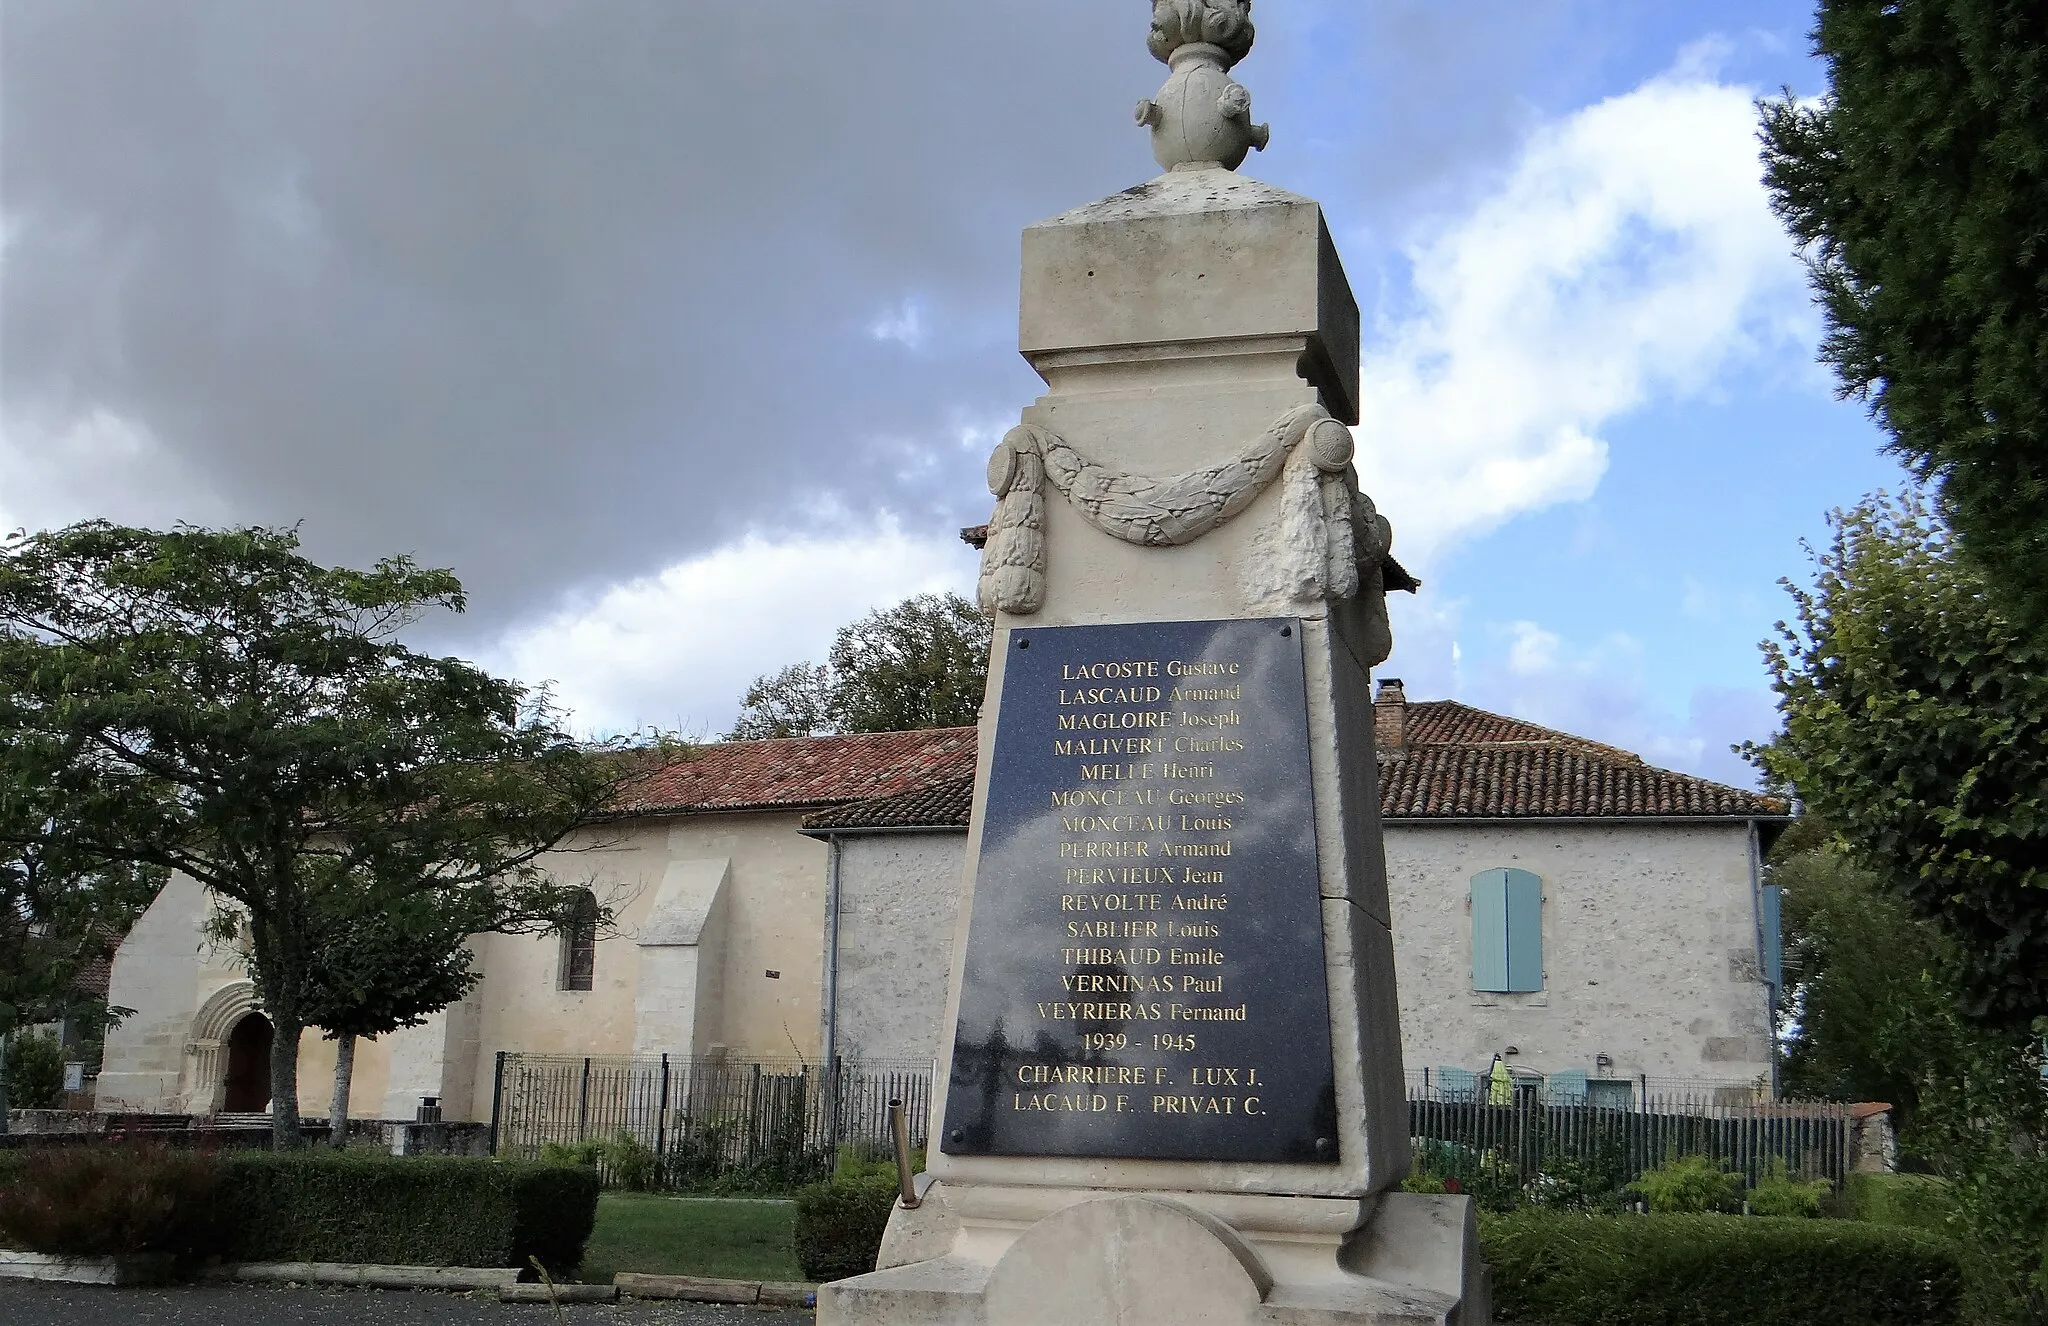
[0, 1282, 812, 1326]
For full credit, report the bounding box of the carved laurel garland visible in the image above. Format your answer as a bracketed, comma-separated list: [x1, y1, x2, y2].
[978, 404, 1395, 617]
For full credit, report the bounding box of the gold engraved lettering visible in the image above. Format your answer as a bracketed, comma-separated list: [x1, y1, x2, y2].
[1059, 710, 1172, 730]
[1061, 947, 1163, 965]
[1164, 660, 1241, 677]
[1171, 893, 1228, 910]
[1167, 789, 1245, 806]
[1077, 761, 1157, 779]
[1062, 661, 1160, 680]
[1173, 736, 1244, 754]
[1177, 709, 1241, 728]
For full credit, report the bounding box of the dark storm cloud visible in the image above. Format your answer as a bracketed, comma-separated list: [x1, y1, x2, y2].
[0, 0, 1595, 631]
[0, 0, 1156, 622]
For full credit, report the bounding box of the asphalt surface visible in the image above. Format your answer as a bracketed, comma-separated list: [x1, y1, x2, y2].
[0, 1282, 813, 1325]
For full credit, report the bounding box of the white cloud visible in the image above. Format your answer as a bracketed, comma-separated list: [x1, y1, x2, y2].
[0, 405, 225, 534]
[867, 297, 929, 349]
[1354, 67, 1814, 568]
[484, 516, 977, 738]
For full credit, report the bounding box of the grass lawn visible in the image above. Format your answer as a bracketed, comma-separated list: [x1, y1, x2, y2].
[577, 1194, 804, 1285]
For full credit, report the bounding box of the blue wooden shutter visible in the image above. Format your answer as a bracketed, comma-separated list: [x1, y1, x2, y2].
[1759, 884, 1784, 989]
[1504, 868, 1544, 992]
[1471, 869, 1510, 992]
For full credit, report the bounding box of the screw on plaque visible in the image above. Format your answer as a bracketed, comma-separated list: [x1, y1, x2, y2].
[1281, 625, 1293, 637]
[1315, 1137, 1334, 1158]
[1017, 637, 1030, 649]
[948, 1129, 965, 1144]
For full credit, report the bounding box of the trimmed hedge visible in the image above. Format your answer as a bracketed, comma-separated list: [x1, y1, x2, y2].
[1482, 1211, 1964, 1326]
[216, 1152, 598, 1272]
[0, 1148, 598, 1272]
[793, 1174, 897, 1282]
[1838, 1171, 1956, 1236]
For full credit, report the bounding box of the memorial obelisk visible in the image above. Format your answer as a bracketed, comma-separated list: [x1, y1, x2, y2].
[820, 5, 1489, 1322]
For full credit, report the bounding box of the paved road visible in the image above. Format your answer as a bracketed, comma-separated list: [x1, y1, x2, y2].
[0, 1282, 813, 1325]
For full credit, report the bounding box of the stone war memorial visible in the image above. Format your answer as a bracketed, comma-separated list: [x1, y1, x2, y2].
[818, 4, 1489, 1324]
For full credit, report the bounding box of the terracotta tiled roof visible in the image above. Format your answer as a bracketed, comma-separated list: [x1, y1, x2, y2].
[618, 728, 979, 817]
[800, 699, 1787, 831]
[72, 953, 113, 1000]
[804, 775, 976, 832]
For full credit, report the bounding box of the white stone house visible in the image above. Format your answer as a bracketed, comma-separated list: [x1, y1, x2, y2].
[95, 688, 1785, 1122]
[807, 682, 1789, 1102]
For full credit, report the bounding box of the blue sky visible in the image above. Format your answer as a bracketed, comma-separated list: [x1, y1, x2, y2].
[0, 2, 1905, 786]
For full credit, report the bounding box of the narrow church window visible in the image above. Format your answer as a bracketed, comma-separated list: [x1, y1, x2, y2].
[558, 889, 598, 992]
[1471, 868, 1543, 993]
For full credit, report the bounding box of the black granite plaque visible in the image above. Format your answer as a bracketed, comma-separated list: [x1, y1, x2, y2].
[939, 617, 1336, 1163]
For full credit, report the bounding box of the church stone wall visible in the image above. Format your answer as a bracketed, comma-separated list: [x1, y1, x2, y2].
[469, 809, 830, 1081]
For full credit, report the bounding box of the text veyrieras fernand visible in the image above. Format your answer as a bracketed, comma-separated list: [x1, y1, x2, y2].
[941, 617, 1337, 1164]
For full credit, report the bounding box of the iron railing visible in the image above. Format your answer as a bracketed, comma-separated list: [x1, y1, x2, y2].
[488, 1054, 932, 1192]
[488, 1056, 1853, 1192]
[1403, 1070, 1855, 1187]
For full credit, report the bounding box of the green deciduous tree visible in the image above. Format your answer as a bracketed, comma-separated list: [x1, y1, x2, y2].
[1753, 491, 2046, 1038]
[1768, 821, 2046, 1319]
[0, 523, 635, 1146]
[728, 593, 990, 739]
[1759, 0, 2048, 624]
[1769, 828, 1947, 1119]
[291, 876, 491, 1145]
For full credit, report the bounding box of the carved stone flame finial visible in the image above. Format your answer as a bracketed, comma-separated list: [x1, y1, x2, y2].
[1134, 0, 1269, 172]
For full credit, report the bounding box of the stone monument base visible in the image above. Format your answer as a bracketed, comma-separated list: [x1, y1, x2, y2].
[819, 1183, 1489, 1326]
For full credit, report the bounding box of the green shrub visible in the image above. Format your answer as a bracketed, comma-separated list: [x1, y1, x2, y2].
[1630, 1154, 1744, 1214]
[1747, 1160, 1831, 1219]
[539, 1138, 605, 1167]
[792, 1174, 897, 1282]
[0, 1143, 224, 1257]
[1482, 1211, 1963, 1325]
[1839, 1172, 1956, 1236]
[602, 1132, 659, 1193]
[216, 1152, 598, 1272]
[4, 1032, 66, 1111]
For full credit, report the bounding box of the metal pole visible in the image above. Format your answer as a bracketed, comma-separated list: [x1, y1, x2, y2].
[890, 1099, 921, 1209]
[577, 1057, 592, 1141]
[487, 1051, 506, 1155]
[656, 1054, 671, 1159]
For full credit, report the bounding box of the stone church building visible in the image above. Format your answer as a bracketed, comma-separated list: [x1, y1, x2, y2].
[96, 685, 1787, 1122]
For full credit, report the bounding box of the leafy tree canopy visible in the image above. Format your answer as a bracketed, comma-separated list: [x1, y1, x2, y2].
[1750, 491, 2047, 1038]
[0, 778, 161, 1040]
[729, 593, 990, 739]
[1760, 0, 2048, 624]
[0, 522, 637, 1143]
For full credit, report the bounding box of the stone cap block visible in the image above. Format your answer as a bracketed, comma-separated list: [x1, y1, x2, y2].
[1021, 170, 1360, 423]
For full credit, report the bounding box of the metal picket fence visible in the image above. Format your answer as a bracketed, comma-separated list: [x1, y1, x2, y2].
[487, 1054, 932, 1192]
[1404, 1070, 1854, 1189]
[488, 1056, 1851, 1194]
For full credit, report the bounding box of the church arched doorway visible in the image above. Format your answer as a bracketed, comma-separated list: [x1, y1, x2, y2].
[221, 1012, 273, 1113]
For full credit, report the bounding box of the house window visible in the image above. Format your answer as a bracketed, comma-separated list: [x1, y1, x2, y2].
[1471, 868, 1543, 993]
[557, 890, 598, 992]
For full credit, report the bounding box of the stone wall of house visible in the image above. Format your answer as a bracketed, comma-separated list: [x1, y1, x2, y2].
[1384, 820, 1773, 1085]
[827, 832, 970, 1068]
[822, 819, 1774, 1090]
